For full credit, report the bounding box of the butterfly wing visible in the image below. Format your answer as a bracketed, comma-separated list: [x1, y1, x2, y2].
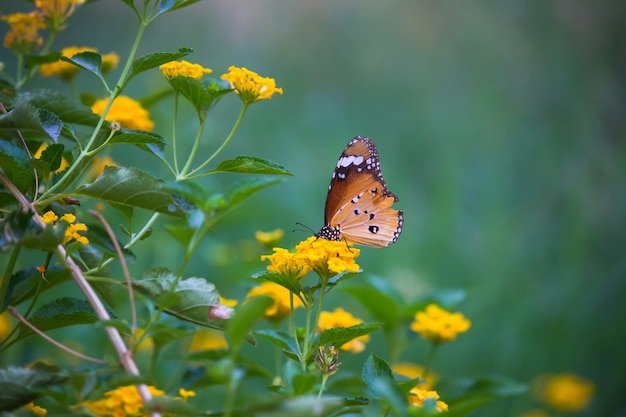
[317, 136, 403, 247]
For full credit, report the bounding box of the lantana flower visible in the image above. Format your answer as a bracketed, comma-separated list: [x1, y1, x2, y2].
[190, 329, 229, 352]
[160, 60, 212, 80]
[534, 373, 594, 412]
[410, 304, 470, 343]
[79, 385, 165, 416]
[35, 0, 85, 32]
[221, 66, 283, 103]
[295, 236, 360, 278]
[317, 308, 370, 353]
[41, 210, 88, 245]
[245, 281, 303, 321]
[408, 387, 449, 412]
[1, 11, 45, 53]
[91, 95, 154, 131]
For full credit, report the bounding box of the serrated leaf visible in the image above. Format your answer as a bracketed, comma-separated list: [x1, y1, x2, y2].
[226, 296, 273, 352]
[39, 142, 65, 172]
[319, 323, 382, 348]
[75, 166, 185, 217]
[15, 297, 113, 342]
[107, 130, 168, 147]
[131, 268, 229, 332]
[166, 76, 212, 119]
[0, 140, 35, 193]
[253, 272, 303, 302]
[0, 363, 69, 411]
[214, 156, 293, 176]
[1, 266, 71, 311]
[23, 52, 61, 68]
[0, 97, 62, 141]
[25, 89, 101, 127]
[362, 354, 408, 417]
[128, 48, 193, 82]
[156, 0, 202, 16]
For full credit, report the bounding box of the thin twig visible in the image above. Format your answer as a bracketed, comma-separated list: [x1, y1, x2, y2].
[7, 306, 107, 364]
[88, 210, 138, 348]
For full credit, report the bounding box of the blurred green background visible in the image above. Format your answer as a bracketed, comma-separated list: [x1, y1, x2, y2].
[2, 1, 625, 415]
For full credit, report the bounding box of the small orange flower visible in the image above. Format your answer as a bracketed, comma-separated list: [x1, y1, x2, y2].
[35, 0, 85, 31]
[1, 11, 45, 53]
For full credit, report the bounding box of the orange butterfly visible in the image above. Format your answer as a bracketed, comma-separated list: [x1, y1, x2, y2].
[316, 136, 403, 247]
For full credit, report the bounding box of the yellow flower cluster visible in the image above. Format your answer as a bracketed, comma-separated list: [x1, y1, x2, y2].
[91, 96, 154, 132]
[410, 304, 470, 343]
[261, 236, 360, 280]
[534, 373, 594, 412]
[159, 60, 212, 80]
[221, 66, 283, 103]
[245, 281, 303, 321]
[81, 385, 164, 417]
[39, 46, 118, 80]
[24, 402, 47, 416]
[255, 228, 284, 248]
[35, 0, 85, 32]
[1, 11, 45, 52]
[317, 308, 370, 353]
[41, 210, 88, 245]
[408, 386, 448, 412]
[393, 363, 436, 390]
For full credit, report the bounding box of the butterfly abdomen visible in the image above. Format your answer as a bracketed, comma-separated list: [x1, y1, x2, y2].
[316, 136, 403, 248]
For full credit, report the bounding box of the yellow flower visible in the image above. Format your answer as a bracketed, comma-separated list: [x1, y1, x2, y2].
[534, 373, 594, 412]
[80, 385, 165, 417]
[295, 236, 360, 278]
[1, 11, 45, 53]
[178, 388, 195, 400]
[392, 363, 436, 390]
[160, 60, 212, 80]
[24, 402, 47, 416]
[34, 143, 70, 173]
[101, 52, 119, 75]
[39, 46, 96, 80]
[190, 329, 229, 351]
[91, 95, 154, 131]
[35, 0, 85, 32]
[41, 210, 89, 245]
[408, 386, 448, 412]
[0, 312, 11, 341]
[221, 66, 283, 103]
[410, 304, 470, 343]
[317, 308, 370, 353]
[261, 247, 311, 279]
[219, 295, 238, 307]
[245, 281, 303, 321]
[255, 228, 284, 248]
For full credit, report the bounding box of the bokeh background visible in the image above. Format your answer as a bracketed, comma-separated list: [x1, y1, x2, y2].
[2, 1, 625, 415]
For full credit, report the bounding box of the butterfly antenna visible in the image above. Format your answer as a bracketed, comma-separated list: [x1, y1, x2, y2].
[293, 222, 316, 235]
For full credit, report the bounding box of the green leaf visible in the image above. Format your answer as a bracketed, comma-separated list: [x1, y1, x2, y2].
[213, 156, 293, 176]
[15, 297, 114, 342]
[0, 363, 69, 411]
[342, 276, 402, 332]
[25, 89, 101, 127]
[0, 140, 35, 194]
[144, 396, 198, 416]
[166, 76, 213, 119]
[156, 0, 203, 16]
[226, 296, 273, 352]
[0, 97, 62, 141]
[128, 48, 193, 83]
[39, 142, 65, 172]
[403, 289, 468, 321]
[1, 266, 71, 311]
[61, 51, 108, 88]
[23, 52, 61, 68]
[319, 322, 382, 348]
[75, 166, 186, 217]
[253, 272, 303, 302]
[131, 268, 229, 331]
[256, 396, 360, 417]
[254, 329, 298, 352]
[222, 176, 285, 209]
[107, 130, 168, 147]
[292, 373, 318, 395]
[362, 354, 408, 417]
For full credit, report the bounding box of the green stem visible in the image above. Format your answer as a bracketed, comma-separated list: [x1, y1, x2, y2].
[16, 30, 58, 89]
[172, 92, 180, 174]
[186, 102, 249, 179]
[317, 374, 329, 399]
[40, 20, 148, 199]
[178, 116, 207, 178]
[0, 244, 21, 311]
[308, 276, 330, 354]
[422, 342, 439, 379]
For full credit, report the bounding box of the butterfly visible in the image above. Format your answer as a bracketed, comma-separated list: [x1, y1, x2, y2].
[316, 136, 403, 247]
